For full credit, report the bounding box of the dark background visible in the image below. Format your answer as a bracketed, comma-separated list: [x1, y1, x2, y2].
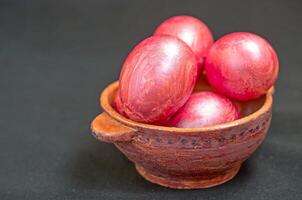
[1, 0, 302, 199]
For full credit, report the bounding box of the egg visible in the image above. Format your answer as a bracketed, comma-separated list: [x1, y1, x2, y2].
[116, 35, 198, 123]
[205, 32, 279, 101]
[154, 15, 214, 74]
[169, 92, 240, 128]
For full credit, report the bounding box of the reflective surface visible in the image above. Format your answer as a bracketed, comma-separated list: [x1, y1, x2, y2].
[154, 15, 214, 73]
[205, 32, 279, 101]
[169, 92, 240, 128]
[116, 35, 198, 123]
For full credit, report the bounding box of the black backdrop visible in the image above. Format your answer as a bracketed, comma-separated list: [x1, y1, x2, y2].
[1, 0, 302, 199]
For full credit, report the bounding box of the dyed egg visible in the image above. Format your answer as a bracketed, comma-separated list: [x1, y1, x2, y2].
[169, 92, 240, 128]
[114, 92, 127, 117]
[116, 35, 198, 123]
[154, 15, 214, 73]
[205, 32, 279, 101]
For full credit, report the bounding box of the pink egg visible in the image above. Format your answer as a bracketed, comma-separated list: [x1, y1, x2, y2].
[116, 35, 198, 123]
[114, 92, 127, 117]
[169, 92, 240, 128]
[154, 15, 214, 74]
[205, 32, 279, 101]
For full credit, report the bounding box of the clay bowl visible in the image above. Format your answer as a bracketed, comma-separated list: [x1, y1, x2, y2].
[91, 78, 274, 189]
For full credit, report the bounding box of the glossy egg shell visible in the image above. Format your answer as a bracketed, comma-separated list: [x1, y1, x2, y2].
[205, 32, 279, 101]
[169, 92, 240, 128]
[154, 15, 214, 73]
[116, 35, 198, 123]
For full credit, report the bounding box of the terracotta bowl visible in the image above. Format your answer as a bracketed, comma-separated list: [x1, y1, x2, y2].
[91, 79, 273, 189]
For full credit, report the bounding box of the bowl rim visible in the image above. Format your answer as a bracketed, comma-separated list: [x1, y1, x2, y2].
[100, 81, 273, 133]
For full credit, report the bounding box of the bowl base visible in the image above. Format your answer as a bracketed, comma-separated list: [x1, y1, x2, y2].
[135, 164, 241, 189]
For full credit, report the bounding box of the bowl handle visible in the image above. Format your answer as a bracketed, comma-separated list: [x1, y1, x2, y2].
[91, 112, 137, 143]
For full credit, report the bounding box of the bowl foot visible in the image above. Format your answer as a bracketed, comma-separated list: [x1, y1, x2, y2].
[135, 164, 241, 189]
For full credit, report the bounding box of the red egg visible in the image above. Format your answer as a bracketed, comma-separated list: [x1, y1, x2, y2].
[116, 35, 198, 123]
[114, 92, 127, 117]
[154, 15, 214, 74]
[169, 92, 240, 128]
[205, 32, 279, 101]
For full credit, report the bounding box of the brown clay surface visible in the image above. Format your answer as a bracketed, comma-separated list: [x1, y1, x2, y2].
[91, 80, 273, 189]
